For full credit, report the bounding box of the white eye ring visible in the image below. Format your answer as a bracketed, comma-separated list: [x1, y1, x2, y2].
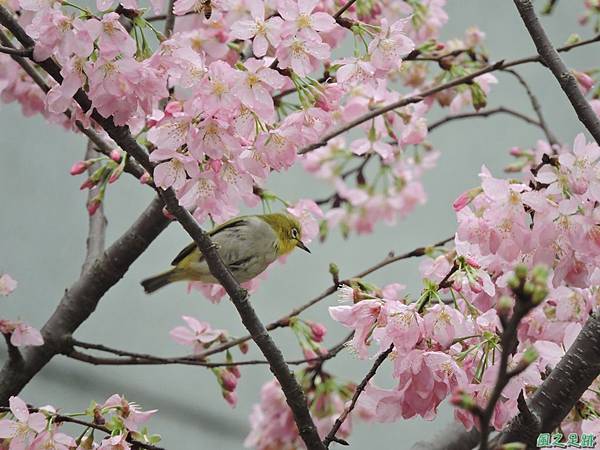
[291, 228, 298, 239]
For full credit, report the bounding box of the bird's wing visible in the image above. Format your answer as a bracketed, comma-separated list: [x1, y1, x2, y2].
[170, 216, 251, 266]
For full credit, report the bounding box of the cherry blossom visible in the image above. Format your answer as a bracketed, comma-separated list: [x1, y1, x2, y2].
[0, 396, 47, 448]
[0, 273, 17, 296]
[170, 315, 225, 353]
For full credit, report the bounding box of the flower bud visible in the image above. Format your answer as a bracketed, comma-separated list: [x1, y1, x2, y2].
[309, 322, 327, 343]
[110, 149, 122, 162]
[140, 172, 152, 184]
[220, 370, 238, 392]
[222, 391, 237, 408]
[450, 391, 477, 411]
[573, 70, 594, 93]
[238, 341, 249, 354]
[70, 160, 90, 175]
[87, 199, 101, 216]
[80, 178, 96, 190]
[452, 191, 471, 212]
[227, 365, 241, 379]
[514, 264, 528, 281]
[496, 296, 513, 316]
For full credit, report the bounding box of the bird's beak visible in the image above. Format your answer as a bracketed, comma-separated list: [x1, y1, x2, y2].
[296, 240, 311, 253]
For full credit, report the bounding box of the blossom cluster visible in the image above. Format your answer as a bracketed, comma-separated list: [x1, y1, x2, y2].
[0, 0, 497, 239]
[0, 394, 159, 449]
[322, 134, 600, 438]
[245, 370, 364, 449]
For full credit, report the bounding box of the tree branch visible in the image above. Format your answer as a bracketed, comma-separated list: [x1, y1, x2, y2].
[427, 106, 542, 132]
[298, 34, 600, 155]
[513, 0, 600, 146]
[81, 140, 108, 274]
[322, 344, 394, 447]
[0, 197, 170, 404]
[498, 311, 600, 447]
[502, 69, 559, 146]
[63, 332, 352, 367]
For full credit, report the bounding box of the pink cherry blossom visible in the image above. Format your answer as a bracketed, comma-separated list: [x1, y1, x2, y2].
[230, 0, 284, 57]
[329, 299, 382, 358]
[0, 396, 47, 448]
[170, 315, 225, 353]
[275, 35, 330, 77]
[368, 18, 415, 71]
[0, 273, 17, 296]
[100, 394, 157, 432]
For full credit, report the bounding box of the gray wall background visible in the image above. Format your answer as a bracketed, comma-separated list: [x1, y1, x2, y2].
[1, 1, 597, 448]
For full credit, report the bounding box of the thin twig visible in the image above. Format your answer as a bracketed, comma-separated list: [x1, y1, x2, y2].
[64, 332, 353, 367]
[428, 106, 541, 132]
[502, 69, 559, 146]
[322, 345, 394, 447]
[513, 0, 600, 145]
[333, 0, 358, 19]
[163, 0, 176, 37]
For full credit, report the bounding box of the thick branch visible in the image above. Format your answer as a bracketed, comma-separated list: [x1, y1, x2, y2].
[513, 0, 600, 146]
[499, 312, 600, 447]
[0, 197, 170, 404]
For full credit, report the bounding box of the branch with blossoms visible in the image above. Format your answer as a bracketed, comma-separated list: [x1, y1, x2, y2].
[3, 0, 600, 449]
[0, 394, 164, 450]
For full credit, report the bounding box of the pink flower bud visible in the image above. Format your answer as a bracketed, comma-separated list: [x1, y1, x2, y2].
[221, 370, 238, 392]
[452, 279, 463, 292]
[110, 149, 122, 162]
[109, 167, 124, 184]
[465, 257, 480, 269]
[303, 348, 318, 359]
[435, 43, 445, 51]
[239, 341, 249, 354]
[80, 178, 96, 190]
[469, 281, 482, 294]
[452, 191, 470, 212]
[509, 146, 522, 157]
[223, 391, 237, 408]
[228, 365, 241, 379]
[573, 70, 594, 93]
[162, 207, 175, 220]
[70, 161, 89, 175]
[309, 322, 327, 343]
[140, 172, 152, 184]
[165, 101, 183, 116]
[87, 200, 101, 216]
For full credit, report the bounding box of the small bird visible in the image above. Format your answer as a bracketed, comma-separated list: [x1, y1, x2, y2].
[141, 213, 310, 294]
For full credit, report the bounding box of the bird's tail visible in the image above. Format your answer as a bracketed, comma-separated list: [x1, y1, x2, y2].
[141, 269, 184, 294]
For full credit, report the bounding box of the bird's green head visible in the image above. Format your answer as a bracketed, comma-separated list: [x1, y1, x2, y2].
[260, 213, 311, 256]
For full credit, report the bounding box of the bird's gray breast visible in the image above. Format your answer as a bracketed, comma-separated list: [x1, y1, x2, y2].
[212, 217, 279, 281]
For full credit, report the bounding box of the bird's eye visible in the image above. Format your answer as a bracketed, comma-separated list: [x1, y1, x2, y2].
[291, 228, 299, 239]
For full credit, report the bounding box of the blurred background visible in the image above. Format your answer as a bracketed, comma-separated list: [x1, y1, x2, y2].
[1, 1, 597, 448]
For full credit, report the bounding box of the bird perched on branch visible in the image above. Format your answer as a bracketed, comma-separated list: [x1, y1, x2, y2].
[141, 213, 310, 293]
